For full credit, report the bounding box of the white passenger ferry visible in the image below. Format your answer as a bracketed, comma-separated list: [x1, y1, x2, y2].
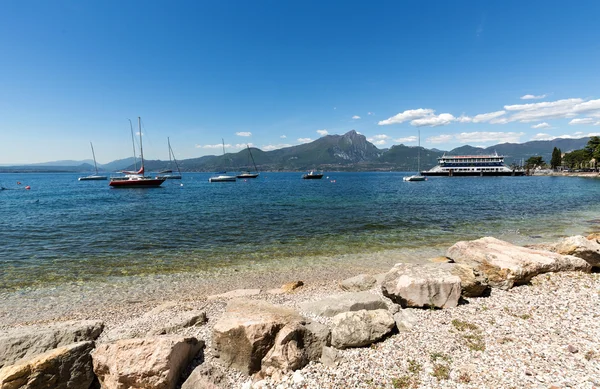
[421, 153, 525, 176]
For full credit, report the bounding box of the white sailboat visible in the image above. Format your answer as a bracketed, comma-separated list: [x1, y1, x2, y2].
[403, 129, 426, 182]
[237, 145, 259, 178]
[78, 142, 107, 181]
[159, 137, 182, 179]
[209, 139, 237, 182]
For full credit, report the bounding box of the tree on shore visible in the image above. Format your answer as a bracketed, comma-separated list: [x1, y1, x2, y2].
[525, 156, 545, 170]
[563, 149, 591, 170]
[550, 147, 562, 170]
[585, 136, 600, 171]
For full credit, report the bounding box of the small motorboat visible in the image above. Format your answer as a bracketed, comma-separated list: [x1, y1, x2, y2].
[302, 171, 323, 179]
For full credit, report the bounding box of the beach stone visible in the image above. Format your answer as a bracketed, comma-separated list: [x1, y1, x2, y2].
[339, 274, 377, 291]
[207, 289, 261, 301]
[381, 263, 462, 308]
[92, 336, 203, 389]
[181, 362, 225, 389]
[303, 321, 331, 361]
[212, 299, 304, 375]
[586, 232, 600, 241]
[298, 291, 387, 317]
[330, 309, 395, 349]
[281, 281, 304, 292]
[320, 346, 341, 367]
[0, 341, 95, 389]
[0, 320, 104, 368]
[148, 311, 208, 335]
[260, 322, 309, 378]
[439, 262, 490, 297]
[393, 308, 419, 332]
[551, 235, 600, 267]
[446, 237, 592, 290]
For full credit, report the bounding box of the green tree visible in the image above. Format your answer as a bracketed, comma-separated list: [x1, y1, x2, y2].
[550, 147, 562, 170]
[585, 136, 600, 171]
[525, 156, 545, 170]
[563, 149, 590, 170]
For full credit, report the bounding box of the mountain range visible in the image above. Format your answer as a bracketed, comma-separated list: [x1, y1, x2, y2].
[0, 131, 589, 173]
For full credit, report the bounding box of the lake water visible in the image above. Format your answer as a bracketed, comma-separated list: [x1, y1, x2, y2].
[1, 172, 599, 291]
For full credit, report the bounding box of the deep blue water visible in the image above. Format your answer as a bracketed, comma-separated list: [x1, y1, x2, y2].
[1, 172, 599, 290]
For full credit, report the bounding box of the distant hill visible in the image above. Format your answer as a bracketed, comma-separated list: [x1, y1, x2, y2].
[0, 134, 591, 172]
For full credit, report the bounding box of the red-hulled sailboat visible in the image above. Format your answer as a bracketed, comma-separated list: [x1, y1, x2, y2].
[109, 117, 166, 188]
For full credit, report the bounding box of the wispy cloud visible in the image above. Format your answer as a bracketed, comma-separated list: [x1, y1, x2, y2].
[521, 94, 547, 100]
[472, 110, 506, 123]
[367, 134, 390, 144]
[280, 135, 287, 139]
[297, 138, 312, 143]
[195, 143, 247, 150]
[455, 131, 524, 143]
[531, 131, 600, 141]
[368, 112, 374, 115]
[426, 134, 453, 144]
[531, 122, 551, 129]
[317, 129, 329, 136]
[352, 115, 361, 119]
[394, 136, 417, 143]
[262, 143, 292, 151]
[569, 117, 600, 125]
[378, 108, 434, 125]
[235, 131, 252, 137]
[530, 133, 555, 141]
[411, 113, 455, 127]
[371, 140, 386, 145]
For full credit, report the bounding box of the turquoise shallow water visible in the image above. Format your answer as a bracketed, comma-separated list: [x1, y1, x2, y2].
[1, 172, 599, 290]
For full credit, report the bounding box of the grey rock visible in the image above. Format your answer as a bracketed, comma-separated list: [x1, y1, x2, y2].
[447, 237, 592, 290]
[438, 262, 490, 297]
[298, 291, 388, 317]
[320, 346, 341, 368]
[0, 320, 104, 368]
[339, 274, 377, 292]
[381, 263, 462, 308]
[260, 322, 309, 378]
[182, 362, 225, 389]
[303, 321, 331, 361]
[330, 309, 395, 349]
[393, 309, 419, 332]
[0, 341, 95, 389]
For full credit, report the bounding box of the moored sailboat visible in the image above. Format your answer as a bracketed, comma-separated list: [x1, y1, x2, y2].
[209, 139, 237, 182]
[403, 129, 426, 182]
[109, 117, 166, 188]
[159, 137, 182, 179]
[237, 145, 259, 178]
[78, 142, 107, 181]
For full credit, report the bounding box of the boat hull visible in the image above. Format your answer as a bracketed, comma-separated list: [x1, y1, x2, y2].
[109, 177, 166, 187]
[209, 175, 237, 182]
[421, 171, 526, 177]
[162, 174, 182, 179]
[403, 175, 426, 181]
[302, 174, 323, 179]
[78, 175, 107, 181]
[237, 173, 259, 179]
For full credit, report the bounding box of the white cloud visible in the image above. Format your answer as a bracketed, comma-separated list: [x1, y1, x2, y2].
[352, 115, 361, 119]
[531, 122, 551, 129]
[367, 134, 390, 144]
[378, 108, 434, 125]
[280, 135, 287, 138]
[521, 94, 547, 100]
[426, 134, 453, 144]
[471, 110, 506, 123]
[235, 131, 252, 137]
[234, 143, 252, 149]
[530, 133, 556, 141]
[569, 118, 597, 125]
[316, 129, 329, 136]
[196, 143, 226, 149]
[504, 98, 600, 123]
[411, 113, 455, 127]
[368, 112, 374, 115]
[262, 143, 292, 151]
[456, 115, 472, 123]
[372, 134, 390, 140]
[372, 140, 386, 145]
[455, 131, 524, 143]
[394, 136, 417, 143]
[297, 138, 313, 143]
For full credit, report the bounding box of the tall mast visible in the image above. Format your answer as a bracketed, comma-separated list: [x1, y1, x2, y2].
[169, 137, 181, 174]
[248, 145, 258, 172]
[138, 117, 144, 171]
[417, 129, 421, 173]
[129, 119, 137, 170]
[90, 142, 99, 174]
[222, 138, 225, 155]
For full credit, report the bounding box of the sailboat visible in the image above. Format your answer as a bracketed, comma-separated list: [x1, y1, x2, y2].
[237, 145, 259, 179]
[109, 117, 167, 188]
[403, 129, 426, 182]
[209, 139, 237, 182]
[78, 142, 107, 181]
[159, 137, 182, 179]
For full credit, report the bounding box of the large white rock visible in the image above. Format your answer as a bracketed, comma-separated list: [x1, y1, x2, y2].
[0, 320, 104, 368]
[260, 322, 308, 378]
[438, 262, 489, 297]
[381, 263, 462, 308]
[551, 235, 600, 268]
[212, 299, 304, 375]
[447, 237, 592, 290]
[298, 291, 388, 317]
[330, 309, 395, 349]
[92, 336, 203, 389]
[0, 341, 95, 389]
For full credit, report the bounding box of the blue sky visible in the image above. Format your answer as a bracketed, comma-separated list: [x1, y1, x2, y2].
[1, 1, 600, 164]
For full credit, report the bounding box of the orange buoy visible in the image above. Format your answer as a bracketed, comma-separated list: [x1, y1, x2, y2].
[25, 186, 31, 190]
[17, 181, 21, 185]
